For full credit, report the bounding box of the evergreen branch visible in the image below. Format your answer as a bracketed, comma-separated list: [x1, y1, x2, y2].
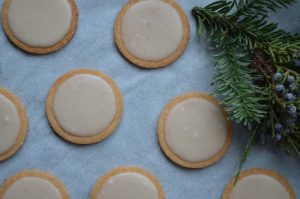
[258, 24, 300, 63]
[192, 7, 259, 49]
[192, 6, 300, 63]
[234, 125, 259, 184]
[193, 0, 300, 181]
[213, 40, 268, 125]
[205, 0, 234, 15]
[232, 0, 296, 17]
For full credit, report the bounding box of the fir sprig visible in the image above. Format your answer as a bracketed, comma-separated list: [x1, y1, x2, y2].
[213, 40, 268, 125]
[232, 0, 296, 17]
[192, 0, 300, 180]
[235, 124, 259, 184]
[193, 4, 300, 64]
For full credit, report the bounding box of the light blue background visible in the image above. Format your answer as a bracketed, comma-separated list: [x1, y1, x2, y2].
[0, 0, 299, 198]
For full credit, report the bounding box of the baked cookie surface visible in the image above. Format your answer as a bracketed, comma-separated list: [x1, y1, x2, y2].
[90, 166, 165, 199]
[0, 170, 69, 199]
[115, 0, 189, 68]
[0, 88, 27, 162]
[1, 0, 78, 54]
[158, 92, 232, 168]
[222, 168, 296, 199]
[46, 69, 123, 145]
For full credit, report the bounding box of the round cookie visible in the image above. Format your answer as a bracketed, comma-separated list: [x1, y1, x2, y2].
[90, 166, 165, 199]
[0, 170, 70, 199]
[222, 168, 296, 199]
[1, 0, 78, 54]
[158, 92, 232, 168]
[46, 69, 123, 145]
[114, 0, 190, 68]
[0, 88, 27, 162]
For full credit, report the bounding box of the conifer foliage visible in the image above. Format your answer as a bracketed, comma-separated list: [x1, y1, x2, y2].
[192, 0, 300, 177]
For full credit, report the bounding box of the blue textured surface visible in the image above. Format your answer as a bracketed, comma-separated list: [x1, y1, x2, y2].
[0, 0, 299, 198]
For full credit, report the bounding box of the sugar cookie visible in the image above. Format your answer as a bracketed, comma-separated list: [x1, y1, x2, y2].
[46, 69, 123, 145]
[115, 0, 189, 68]
[222, 168, 296, 199]
[1, 0, 78, 54]
[158, 92, 232, 168]
[0, 88, 27, 162]
[0, 170, 70, 199]
[90, 166, 165, 199]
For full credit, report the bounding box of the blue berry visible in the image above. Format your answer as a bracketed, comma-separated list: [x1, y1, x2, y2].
[274, 84, 285, 96]
[287, 75, 295, 84]
[273, 72, 283, 82]
[294, 59, 300, 67]
[275, 133, 282, 141]
[284, 93, 295, 102]
[275, 123, 283, 132]
[287, 105, 297, 116]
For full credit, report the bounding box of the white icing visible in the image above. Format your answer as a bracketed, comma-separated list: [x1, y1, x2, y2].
[230, 174, 290, 199]
[165, 98, 227, 162]
[121, 0, 184, 61]
[53, 74, 117, 137]
[97, 172, 159, 199]
[0, 94, 20, 155]
[7, 0, 72, 47]
[3, 177, 62, 199]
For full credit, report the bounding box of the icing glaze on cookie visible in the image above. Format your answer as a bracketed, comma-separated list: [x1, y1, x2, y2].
[121, 0, 183, 61]
[7, 0, 72, 47]
[165, 98, 227, 162]
[2, 177, 62, 199]
[97, 172, 159, 199]
[53, 74, 116, 137]
[230, 174, 290, 199]
[0, 93, 20, 155]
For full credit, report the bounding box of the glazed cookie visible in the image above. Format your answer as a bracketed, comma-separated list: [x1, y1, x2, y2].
[46, 69, 123, 145]
[1, 0, 78, 54]
[0, 88, 27, 162]
[0, 170, 70, 199]
[222, 168, 296, 199]
[90, 167, 165, 199]
[115, 0, 190, 68]
[158, 92, 232, 168]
